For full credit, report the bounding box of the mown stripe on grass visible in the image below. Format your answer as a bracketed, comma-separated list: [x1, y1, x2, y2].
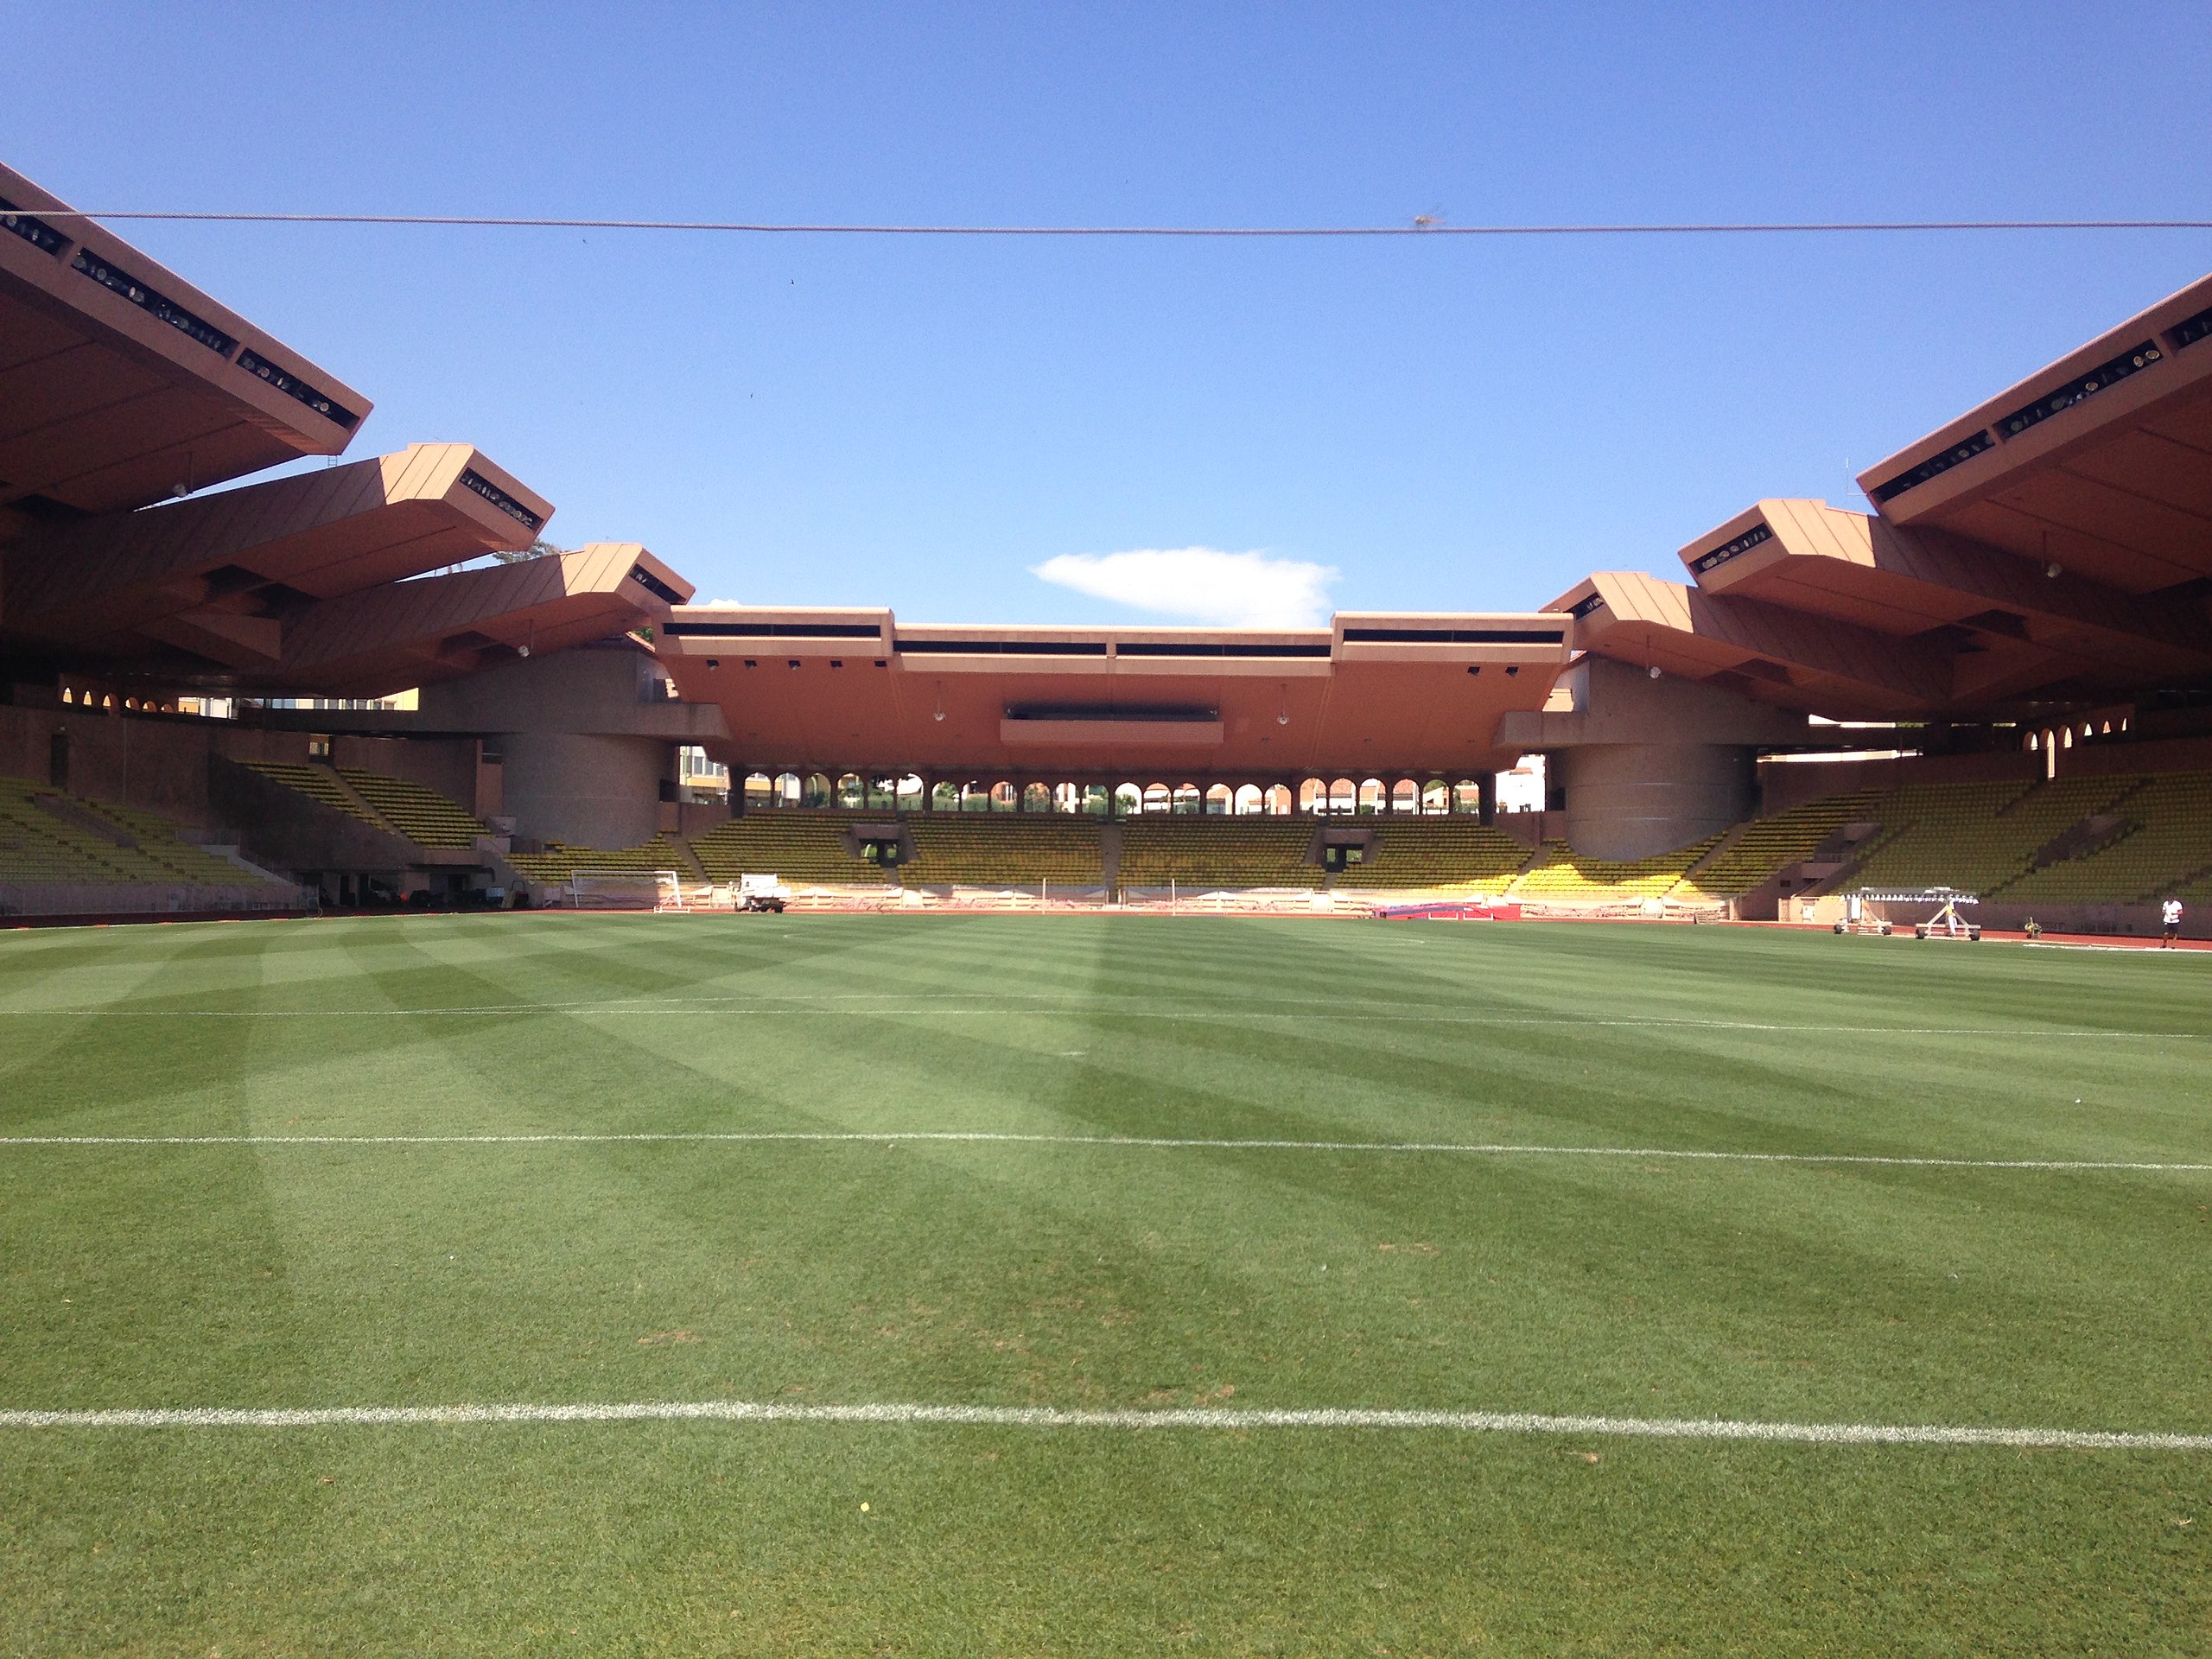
[0, 1002, 2189, 1041]
[3, 1399, 2209, 1450]
[3, 1130, 2207, 1173]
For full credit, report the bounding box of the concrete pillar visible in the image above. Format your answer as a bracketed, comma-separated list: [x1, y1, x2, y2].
[1478, 773, 1497, 826]
[499, 732, 671, 849]
[1554, 743, 1755, 861]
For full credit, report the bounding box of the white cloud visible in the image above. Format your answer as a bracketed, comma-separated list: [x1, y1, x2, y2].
[1030, 548, 1338, 629]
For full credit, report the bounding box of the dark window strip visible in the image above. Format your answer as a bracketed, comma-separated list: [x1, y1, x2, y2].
[662, 622, 880, 639]
[235, 349, 359, 429]
[1567, 594, 1606, 619]
[1114, 641, 1332, 658]
[0, 196, 67, 256]
[1995, 340, 2163, 440]
[68, 251, 236, 356]
[1869, 429, 1993, 504]
[897, 639, 1108, 655]
[2172, 305, 2212, 352]
[627, 565, 684, 605]
[1340, 626, 1564, 645]
[1006, 704, 1217, 722]
[1691, 522, 1774, 575]
[458, 468, 543, 531]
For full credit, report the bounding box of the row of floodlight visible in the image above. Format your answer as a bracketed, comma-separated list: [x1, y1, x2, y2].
[1, 193, 358, 430]
[1871, 305, 2212, 505]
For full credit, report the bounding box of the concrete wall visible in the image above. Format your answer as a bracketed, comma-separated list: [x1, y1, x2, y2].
[1557, 742, 1757, 860]
[500, 732, 671, 849]
[1499, 658, 1802, 859]
[2, 702, 226, 829]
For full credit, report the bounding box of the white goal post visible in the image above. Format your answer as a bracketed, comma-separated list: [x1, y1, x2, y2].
[567, 869, 687, 911]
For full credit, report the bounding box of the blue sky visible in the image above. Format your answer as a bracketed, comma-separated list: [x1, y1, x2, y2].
[11, 3, 2211, 624]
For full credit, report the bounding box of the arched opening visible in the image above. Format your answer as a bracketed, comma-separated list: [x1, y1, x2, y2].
[1203, 785, 1231, 816]
[1328, 778, 1357, 816]
[1234, 784, 1263, 816]
[862, 777, 893, 810]
[1265, 784, 1294, 817]
[957, 780, 989, 812]
[1391, 779, 1420, 814]
[931, 781, 959, 811]
[1082, 783, 1111, 817]
[989, 782, 1019, 813]
[774, 772, 802, 807]
[1138, 783, 1167, 814]
[2026, 731, 2040, 751]
[1023, 782, 1053, 813]
[1298, 779, 1326, 815]
[744, 772, 775, 808]
[1115, 782, 1142, 817]
[1421, 779, 1449, 815]
[1453, 779, 1485, 815]
[897, 775, 925, 810]
[804, 772, 831, 808]
[835, 772, 866, 809]
[1357, 779, 1386, 815]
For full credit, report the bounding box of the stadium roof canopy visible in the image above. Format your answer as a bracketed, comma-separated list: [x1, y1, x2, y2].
[656, 610, 1572, 779]
[0, 162, 680, 694]
[0, 162, 369, 538]
[1554, 271, 2212, 722]
[4, 149, 2208, 761]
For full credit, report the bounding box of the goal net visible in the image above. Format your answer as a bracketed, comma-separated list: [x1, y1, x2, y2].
[567, 869, 687, 911]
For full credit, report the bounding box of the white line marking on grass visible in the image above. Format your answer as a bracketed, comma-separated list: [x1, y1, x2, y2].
[1, 1398, 2206, 1450]
[0, 1001, 2185, 1041]
[4, 1130, 2206, 1173]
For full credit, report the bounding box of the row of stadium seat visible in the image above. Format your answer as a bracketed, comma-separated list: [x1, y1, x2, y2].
[242, 762, 491, 851]
[488, 768, 2212, 905]
[336, 769, 487, 849]
[1843, 777, 2139, 897]
[903, 817, 1104, 886]
[1674, 791, 1877, 900]
[0, 775, 275, 887]
[240, 761, 384, 828]
[505, 836, 696, 885]
[1509, 836, 1721, 900]
[1333, 821, 1530, 889]
[692, 816, 872, 884]
[1994, 773, 2212, 905]
[1118, 819, 1322, 889]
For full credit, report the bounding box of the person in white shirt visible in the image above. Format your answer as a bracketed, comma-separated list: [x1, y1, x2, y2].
[2162, 897, 2183, 947]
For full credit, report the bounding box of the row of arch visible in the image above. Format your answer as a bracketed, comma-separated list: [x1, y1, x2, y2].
[737, 772, 1497, 817]
[2025, 715, 2128, 778]
[59, 685, 183, 715]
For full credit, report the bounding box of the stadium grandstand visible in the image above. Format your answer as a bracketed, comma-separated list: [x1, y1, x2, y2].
[3, 150, 2211, 938]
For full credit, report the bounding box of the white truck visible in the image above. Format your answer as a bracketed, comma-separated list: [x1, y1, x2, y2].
[736, 873, 791, 913]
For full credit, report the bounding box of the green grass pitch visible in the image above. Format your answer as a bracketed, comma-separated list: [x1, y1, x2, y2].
[2, 912, 2208, 1655]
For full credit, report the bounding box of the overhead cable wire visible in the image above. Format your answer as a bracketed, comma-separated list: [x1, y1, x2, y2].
[14, 211, 2212, 238]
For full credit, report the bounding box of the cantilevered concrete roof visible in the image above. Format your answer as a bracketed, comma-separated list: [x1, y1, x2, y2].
[2, 444, 552, 671]
[655, 609, 1571, 778]
[0, 162, 370, 540]
[1678, 499, 2212, 703]
[264, 543, 693, 697]
[1856, 271, 2212, 594]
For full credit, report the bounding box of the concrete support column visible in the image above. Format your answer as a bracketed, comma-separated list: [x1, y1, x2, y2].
[1478, 772, 1497, 826]
[1554, 743, 1755, 861]
[499, 732, 672, 849]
